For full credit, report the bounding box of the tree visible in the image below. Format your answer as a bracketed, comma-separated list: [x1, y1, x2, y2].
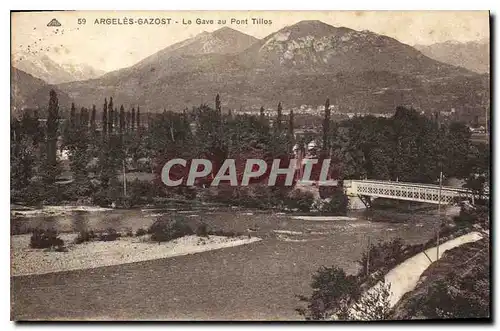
[296, 266, 360, 320]
[108, 97, 114, 134]
[136, 106, 141, 129]
[131, 107, 136, 131]
[125, 110, 131, 132]
[90, 105, 96, 131]
[70, 102, 76, 129]
[288, 109, 295, 152]
[323, 98, 331, 154]
[119, 105, 125, 133]
[44, 89, 60, 185]
[215, 94, 221, 115]
[276, 102, 283, 134]
[102, 98, 108, 136]
[260, 106, 265, 122]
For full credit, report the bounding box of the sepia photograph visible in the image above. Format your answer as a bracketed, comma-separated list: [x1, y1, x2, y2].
[9, 10, 491, 321]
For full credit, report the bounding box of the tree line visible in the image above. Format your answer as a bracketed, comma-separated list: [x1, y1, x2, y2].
[11, 90, 488, 206]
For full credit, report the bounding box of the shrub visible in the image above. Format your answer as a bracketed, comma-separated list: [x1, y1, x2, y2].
[75, 230, 97, 244]
[313, 189, 349, 215]
[98, 228, 120, 242]
[148, 217, 194, 242]
[135, 227, 147, 236]
[296, 266, 360, 320]
[285, 189, 315, 212]
[345, 281, 392, 321]
[30, 228, 64, 249]
[195, 222, 209, 237]
[357, 239, 422, 278]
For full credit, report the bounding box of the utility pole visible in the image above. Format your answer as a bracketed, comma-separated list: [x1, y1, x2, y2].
[436, 170, 443, 260]
[123, 160, 127, 197]
[366, 236, 371, 277]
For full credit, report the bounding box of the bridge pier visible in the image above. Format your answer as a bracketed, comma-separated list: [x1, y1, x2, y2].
[348, 196, 369, 210]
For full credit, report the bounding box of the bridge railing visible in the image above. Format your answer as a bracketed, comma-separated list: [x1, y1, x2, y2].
[344, 179, 488, 204]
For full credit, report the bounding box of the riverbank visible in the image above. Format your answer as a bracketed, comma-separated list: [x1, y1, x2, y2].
[391, 238, 489, 319]
[11, 233, 261, 277]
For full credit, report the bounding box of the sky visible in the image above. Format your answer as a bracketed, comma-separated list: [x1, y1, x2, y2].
[11, 10, 490, 72]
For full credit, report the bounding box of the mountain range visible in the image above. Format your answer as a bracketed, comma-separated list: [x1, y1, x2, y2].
[12, 51, 105, 84]
[414, 39, 489, 74]
[12, 20, 489, 120]
[11, 66, 71, 114]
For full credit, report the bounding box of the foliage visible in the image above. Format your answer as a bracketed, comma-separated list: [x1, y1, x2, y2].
[312, 188, 348, 215]
[453, 204, 489, 230]
[296, 266, 360, 320]
[75, 229, 97, 244]
[344, 280, 392, 321]
[148, 217, 194, 242]
[30, 228, 64, 249]
[135, 227, 147, 236]
[285, 189, 315, 212]
[195, 222, 209, 237]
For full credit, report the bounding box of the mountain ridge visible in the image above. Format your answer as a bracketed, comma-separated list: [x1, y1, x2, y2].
[14, 20, 487, 121]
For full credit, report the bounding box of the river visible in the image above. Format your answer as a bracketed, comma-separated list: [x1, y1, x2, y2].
[11, 203, 447, 320]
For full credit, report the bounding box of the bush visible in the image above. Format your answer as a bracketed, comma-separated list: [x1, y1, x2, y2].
[313, 189, 349, 215]
[75, 230, 97, 244]
[358, 239, 422, 277]
[195, 222, 209, 237]
[345, 281, 392, 321]
[148, 217, 194, 242]
[135, 227, 147, 236]
[296, 266, 360, 320]
[453, 205, 489, 230]
[98, 228, 120, 242]
[30, 228, 64, 249]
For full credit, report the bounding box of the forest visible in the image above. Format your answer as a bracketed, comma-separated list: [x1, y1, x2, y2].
[10, 90, 489, 210]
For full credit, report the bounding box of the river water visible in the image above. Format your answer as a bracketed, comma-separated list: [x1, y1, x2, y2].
[11, 203, 449, 320]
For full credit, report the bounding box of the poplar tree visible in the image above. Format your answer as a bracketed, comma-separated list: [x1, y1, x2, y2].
[131, 107, 136, 131]
[108, 97, 114, 134]
[276, 102, 283, 134]
[45, 90, 59, 184]
[114, 107, 119, 130]
[91, 105, 96, 131]
[323, 98, 331, 153]
[102, 98, 108, 136]
[136, 106, 141, 129]
[215, 94, 221, 115]
[126, 110, 131, 132]
[119, 105, 125, 133]
[70, 102, 76, 129]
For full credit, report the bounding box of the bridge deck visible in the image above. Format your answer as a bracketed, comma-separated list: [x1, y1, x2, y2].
[344, 180, 488, 205]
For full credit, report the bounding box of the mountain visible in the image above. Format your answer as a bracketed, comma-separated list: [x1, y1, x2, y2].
[11, 66, 71, 116]
[60, 62, 105, 82]
[239, 20, 463, 75]
[12, 51, 105, 84]
[58, 21, 487, 119]
[98, 26, 258, 82]
[414, 39, 489, 74]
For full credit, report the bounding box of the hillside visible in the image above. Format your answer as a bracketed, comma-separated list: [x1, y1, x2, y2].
[11, 66, 71, 116]
[12, 51, 105, 84]
[391, 239, 489, 319]
[415, 40, 489, 74]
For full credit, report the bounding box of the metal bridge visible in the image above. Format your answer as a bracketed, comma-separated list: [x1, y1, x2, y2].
[344, 180, 489, 206]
